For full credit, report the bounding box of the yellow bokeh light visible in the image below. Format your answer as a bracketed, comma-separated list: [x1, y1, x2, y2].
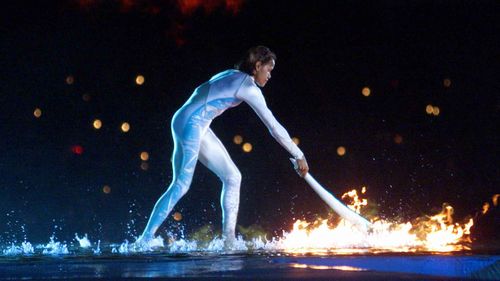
[426, 104, 434, 114]
[242, 142, 253, 153]
[66, 75, 74, 85]
[140, 151, 149, 161]
[443, 78, 451, 88]
[93, 119, 102, 129]
[233, 135, 243, 145]
[135, 75, 145, 85]
[492, 194, 499, 206]
[394, 134, 403, 144]
[34, 108, 42, 118]
[432, 106, 440, 116]
[102, 185, 111, 194]
[292, 137, 300, 145]
[121, 122, 130, 132]
[482, 202, 490, 214]
[361, 87, 371, 97]
[140, 162, 149, 171]
[172, 212, 183, 221]
[337, 146, 346, 156]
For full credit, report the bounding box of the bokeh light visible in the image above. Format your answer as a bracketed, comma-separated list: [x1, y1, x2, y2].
[102, 185, 111, 194]
[292, 137, 300, 145]
[71, 145, 84, 155]
[33, 108, 42, 118]
[121, 122, 130, 133]
[432, 106, 440, 116]
[443, 78, 451, 88]
[361, 87, 371, 97]
[394, 134, 403, 144]
[140, 151, 149, 161]
[337, 146, 346, 156]
[482, 202, 490, 214]
[493, 194, 499, 206]
[140, 162, 149, 171]
[135, 75, 145, 85]
[233, 135, 243, 145]
[426, 104, 434, 114]
[82, 94, 91, 102]
[173, 212, 183, 221]
[242, 142, 253, 153]
[93, 119, 102, 129]
[66, 75, 74, 85]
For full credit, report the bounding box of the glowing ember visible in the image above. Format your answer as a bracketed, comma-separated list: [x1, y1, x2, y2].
[281, 188, 474, 253]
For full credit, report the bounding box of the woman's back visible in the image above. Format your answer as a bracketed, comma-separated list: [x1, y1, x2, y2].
[173, 70, 250, 127]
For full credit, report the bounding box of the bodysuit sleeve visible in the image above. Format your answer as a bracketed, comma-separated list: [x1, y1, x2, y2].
[236, 81, 304, 159]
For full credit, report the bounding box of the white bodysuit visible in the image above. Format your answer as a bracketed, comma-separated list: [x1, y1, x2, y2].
[141, 69, 303, 241]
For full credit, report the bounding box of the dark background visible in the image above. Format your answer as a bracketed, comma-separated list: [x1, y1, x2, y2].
[1, 0, 498, 244]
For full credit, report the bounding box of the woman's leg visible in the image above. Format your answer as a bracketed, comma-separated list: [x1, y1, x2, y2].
[139, 129, 201, 240]
[198, 128, 242, 241]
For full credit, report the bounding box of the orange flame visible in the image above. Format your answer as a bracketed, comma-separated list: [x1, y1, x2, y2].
[341, 188, 367, 214]
[281, 188, 474, 253]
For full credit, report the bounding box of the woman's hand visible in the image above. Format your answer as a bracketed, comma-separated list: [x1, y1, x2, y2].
[295, 156, 309, 177]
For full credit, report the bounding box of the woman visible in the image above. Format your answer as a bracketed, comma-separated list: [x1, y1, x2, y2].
[137, 46, 309, 246]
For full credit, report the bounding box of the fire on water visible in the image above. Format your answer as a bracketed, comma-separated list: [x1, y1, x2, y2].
[282, 188, 474, 254]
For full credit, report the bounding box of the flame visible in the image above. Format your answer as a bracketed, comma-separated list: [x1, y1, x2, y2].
[341, 188, 367, 214]
[282, 188, 474, 253]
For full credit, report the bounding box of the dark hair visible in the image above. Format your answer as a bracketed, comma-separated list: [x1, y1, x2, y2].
[235, 46, 277, 75]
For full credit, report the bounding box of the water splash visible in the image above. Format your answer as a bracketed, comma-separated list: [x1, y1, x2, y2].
[108, 234, 274, 254]
[41, 236, 69, 255]
[74, 233, 92, 248]
[0, 191, 485, 258]
[2, 241, 34, 256]
[93, 240, 101, 255]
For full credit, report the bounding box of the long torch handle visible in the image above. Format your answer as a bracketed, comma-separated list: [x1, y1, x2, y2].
[290, 159, 372, 232]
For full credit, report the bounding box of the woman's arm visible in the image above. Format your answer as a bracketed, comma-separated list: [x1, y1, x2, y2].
[236, 83, 309, 176]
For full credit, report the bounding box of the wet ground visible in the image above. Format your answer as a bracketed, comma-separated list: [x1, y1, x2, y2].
[1, 252, 499, 280]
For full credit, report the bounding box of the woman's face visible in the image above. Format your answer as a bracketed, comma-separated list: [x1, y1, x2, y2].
[252, 59, 275, 87]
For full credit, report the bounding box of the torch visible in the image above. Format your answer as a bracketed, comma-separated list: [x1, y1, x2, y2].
[290, 159, 373, 232]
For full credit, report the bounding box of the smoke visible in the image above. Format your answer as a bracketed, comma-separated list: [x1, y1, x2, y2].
[69, 0, 245, 45]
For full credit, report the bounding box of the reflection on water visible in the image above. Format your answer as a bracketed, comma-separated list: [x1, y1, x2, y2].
[120, 257, 244, 278]
[291, 263, 367, 271]
[0, 249, 498, 280]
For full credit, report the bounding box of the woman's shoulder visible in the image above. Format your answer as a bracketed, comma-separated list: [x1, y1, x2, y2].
[209, 69, 246, 82]
[236, 77, 262, 100]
